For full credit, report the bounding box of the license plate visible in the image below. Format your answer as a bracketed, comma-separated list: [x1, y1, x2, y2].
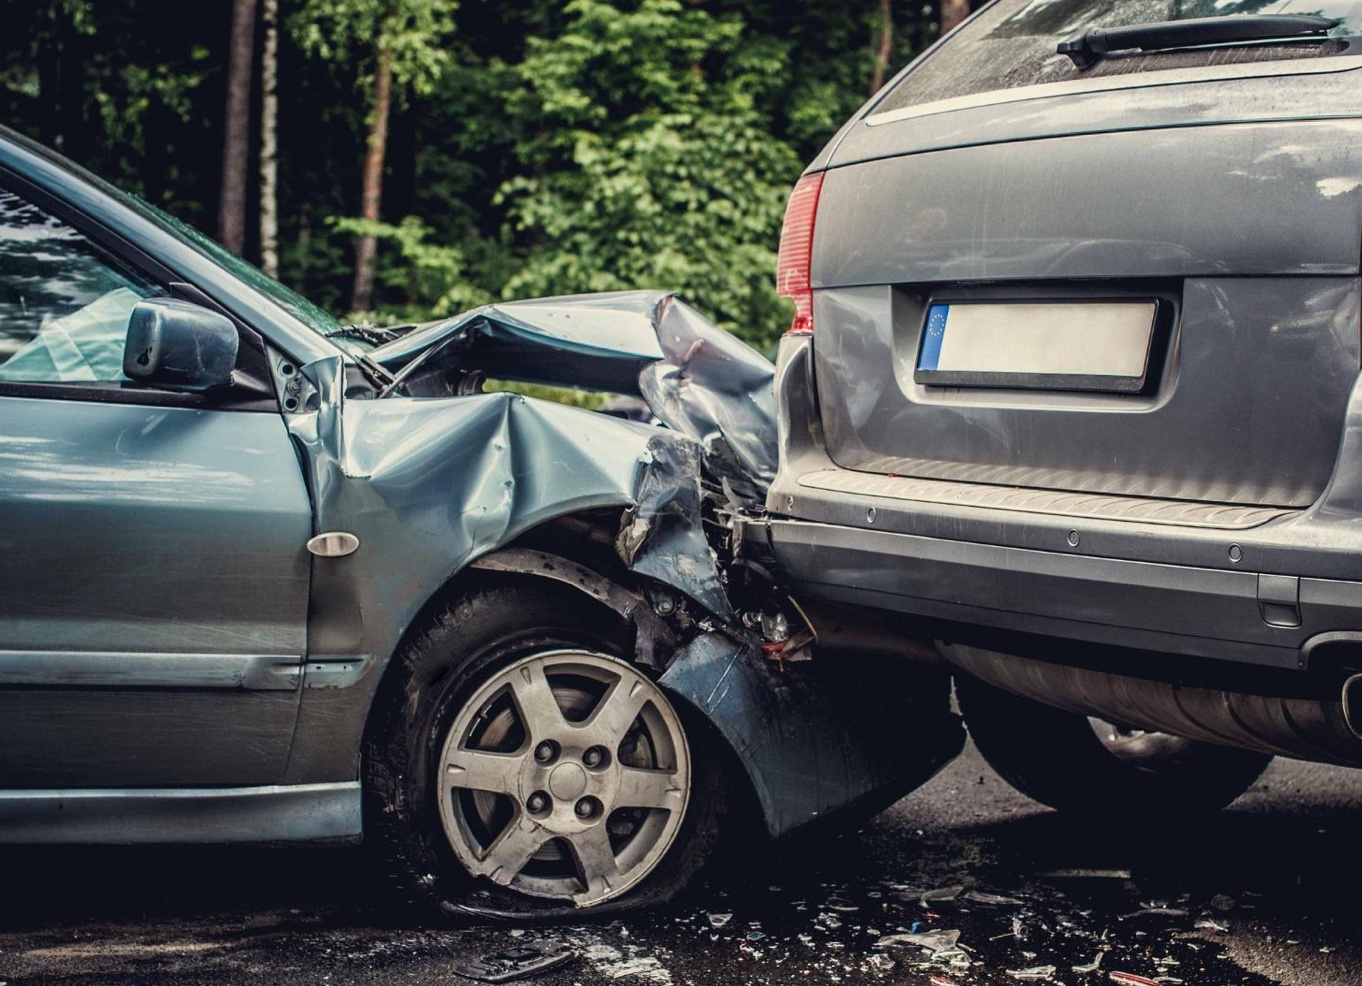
[914, 300, 1158, 393]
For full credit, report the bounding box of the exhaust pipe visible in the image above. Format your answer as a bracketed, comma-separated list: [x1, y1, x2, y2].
[942, 644, 1362, 767]
[1341, 674, 1362, 740]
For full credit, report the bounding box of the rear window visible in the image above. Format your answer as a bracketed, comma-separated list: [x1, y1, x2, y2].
[877, 0, 1362, 116]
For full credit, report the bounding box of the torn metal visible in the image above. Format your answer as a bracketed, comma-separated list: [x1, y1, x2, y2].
[368, 290, 778, 499]
[287, 290, 959, 839]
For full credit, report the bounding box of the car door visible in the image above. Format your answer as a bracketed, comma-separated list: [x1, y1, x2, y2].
[0, 180, 314, 788]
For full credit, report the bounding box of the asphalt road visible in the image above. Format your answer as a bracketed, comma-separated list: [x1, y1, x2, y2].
[2, 741, 1359, 986]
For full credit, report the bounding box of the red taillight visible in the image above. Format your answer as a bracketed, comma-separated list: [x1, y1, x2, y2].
[777, 172, 824, 335]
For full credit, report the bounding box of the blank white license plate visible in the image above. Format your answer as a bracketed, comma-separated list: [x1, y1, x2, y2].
[915, 301, 1158, 393]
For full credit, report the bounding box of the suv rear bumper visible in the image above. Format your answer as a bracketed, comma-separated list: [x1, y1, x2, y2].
[746, 514, 1362, 672]
[760, 334, 1362, 674]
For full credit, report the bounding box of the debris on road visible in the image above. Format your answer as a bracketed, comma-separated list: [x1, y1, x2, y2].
[1108, 973, 1162, 986]
[1073, 952, 1105, 973]
[706, 912, 732, 929]
[1193, 918, 1229, 933]
[1007, 965, 1058, 980]
[875, 928, 961, 954]
[965, 890, 1024, 906]
[1123, 906, 1190, 919]
[865, 953, 896, 972]
[452, 941, 576, 982]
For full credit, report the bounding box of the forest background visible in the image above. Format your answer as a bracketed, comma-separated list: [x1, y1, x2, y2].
[2, 0, 976, 351]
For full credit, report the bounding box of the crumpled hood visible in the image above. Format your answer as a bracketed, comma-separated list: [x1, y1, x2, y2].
[369, 290, 778, 493]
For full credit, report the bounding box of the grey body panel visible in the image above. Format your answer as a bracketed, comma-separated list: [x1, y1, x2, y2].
[816, 120, 1362, 286]
[813, 279, 1360, 507]
[659, 633, 963, 838]
[0, 652, 300, 689]
[0, 783, 360, 844]
[0, 396, 312, 788]
[809, 115, 1362, 507]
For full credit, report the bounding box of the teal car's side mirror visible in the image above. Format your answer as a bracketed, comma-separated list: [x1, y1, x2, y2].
[123, 298, 238, 391]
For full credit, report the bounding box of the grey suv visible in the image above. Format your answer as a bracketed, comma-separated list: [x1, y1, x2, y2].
[751, 0, 1362, 812]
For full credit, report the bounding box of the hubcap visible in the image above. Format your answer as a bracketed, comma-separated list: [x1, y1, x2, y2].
[438, 650, 690, 906]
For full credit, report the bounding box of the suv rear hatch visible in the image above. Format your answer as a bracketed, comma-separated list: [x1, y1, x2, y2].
[801, 0, 1362, 512]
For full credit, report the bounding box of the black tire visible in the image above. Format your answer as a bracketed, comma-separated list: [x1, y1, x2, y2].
[956, 673, 1273, 814]
[363, 579, 728, 920]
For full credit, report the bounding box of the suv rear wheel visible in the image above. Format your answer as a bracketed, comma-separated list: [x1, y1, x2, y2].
[956, 674, 1273, 815]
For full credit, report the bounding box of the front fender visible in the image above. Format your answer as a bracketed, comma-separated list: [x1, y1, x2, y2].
[660, 632, 964, 839]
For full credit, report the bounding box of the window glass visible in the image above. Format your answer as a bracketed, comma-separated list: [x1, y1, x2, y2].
[877, 0, 1362, 115]
[0, 187, 160, 385]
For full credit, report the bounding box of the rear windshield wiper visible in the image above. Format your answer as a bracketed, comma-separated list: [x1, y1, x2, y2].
[1058, 14, 1340, 70]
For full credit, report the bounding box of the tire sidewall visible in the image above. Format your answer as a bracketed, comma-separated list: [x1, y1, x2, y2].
[364, 581, 723, 920]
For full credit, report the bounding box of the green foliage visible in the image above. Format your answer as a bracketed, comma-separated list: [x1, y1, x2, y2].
[496, 0, 802, 344]
[292, 0, 459, 95]
[331, 214, 490, 320]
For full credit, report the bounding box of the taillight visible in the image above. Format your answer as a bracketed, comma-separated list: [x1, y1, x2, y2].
[777, 172, 824, 335]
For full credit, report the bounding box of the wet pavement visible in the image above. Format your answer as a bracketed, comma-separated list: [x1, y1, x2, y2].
[2, 741, 1359, 986]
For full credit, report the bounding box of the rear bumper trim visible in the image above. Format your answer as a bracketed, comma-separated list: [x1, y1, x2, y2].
[759, 518, 1362, 671]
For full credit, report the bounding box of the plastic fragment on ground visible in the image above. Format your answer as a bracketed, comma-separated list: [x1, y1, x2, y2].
[1124, 907, 1189, 919]
[929, 977, 959, 986]
[605, 956, 668, 980]
[1109, 973, 1162, 986]
[866, 953, 896, 972]
[1007, 965, 1057, 980]
[452, 941, 576, 983]
[1073, 952, 1105, 973]
[965, 890, 1023, 905]
[707, 913, 732, 929]
[919, 885, 966, 904]
[875, 929, 961, 955]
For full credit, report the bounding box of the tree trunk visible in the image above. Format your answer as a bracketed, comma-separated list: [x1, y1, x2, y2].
[259, 0, 280, 278]
[941, 0, 973, 34]
[870, 0, 893, 95]
[219, 0, 258, 254]
[350, 49, 393, 313]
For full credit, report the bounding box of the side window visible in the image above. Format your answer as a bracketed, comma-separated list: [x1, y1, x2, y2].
[0, 186, 161, 385]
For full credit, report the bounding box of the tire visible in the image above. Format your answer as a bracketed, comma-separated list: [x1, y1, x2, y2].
[955, 673, 1273, 814]
[363, 580, 727, 920]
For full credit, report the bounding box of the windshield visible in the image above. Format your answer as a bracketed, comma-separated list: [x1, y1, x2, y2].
[877, 0, 1362, 115]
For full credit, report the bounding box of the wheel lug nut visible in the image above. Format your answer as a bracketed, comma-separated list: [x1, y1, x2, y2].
[533, 741, 557, 764]
[574, 798, 596, 819]
[527, 792, 549, 813]
[583, 746, 606, 768]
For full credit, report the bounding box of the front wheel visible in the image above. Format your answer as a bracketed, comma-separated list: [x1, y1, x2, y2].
[364, 582, 726, 919]
[956, 673, 1273, 815]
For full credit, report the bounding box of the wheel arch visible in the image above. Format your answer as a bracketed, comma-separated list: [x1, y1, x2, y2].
[355, 510, 766, 842]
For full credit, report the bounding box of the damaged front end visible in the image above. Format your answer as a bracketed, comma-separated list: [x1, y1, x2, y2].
[294, 291, 961, 846]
